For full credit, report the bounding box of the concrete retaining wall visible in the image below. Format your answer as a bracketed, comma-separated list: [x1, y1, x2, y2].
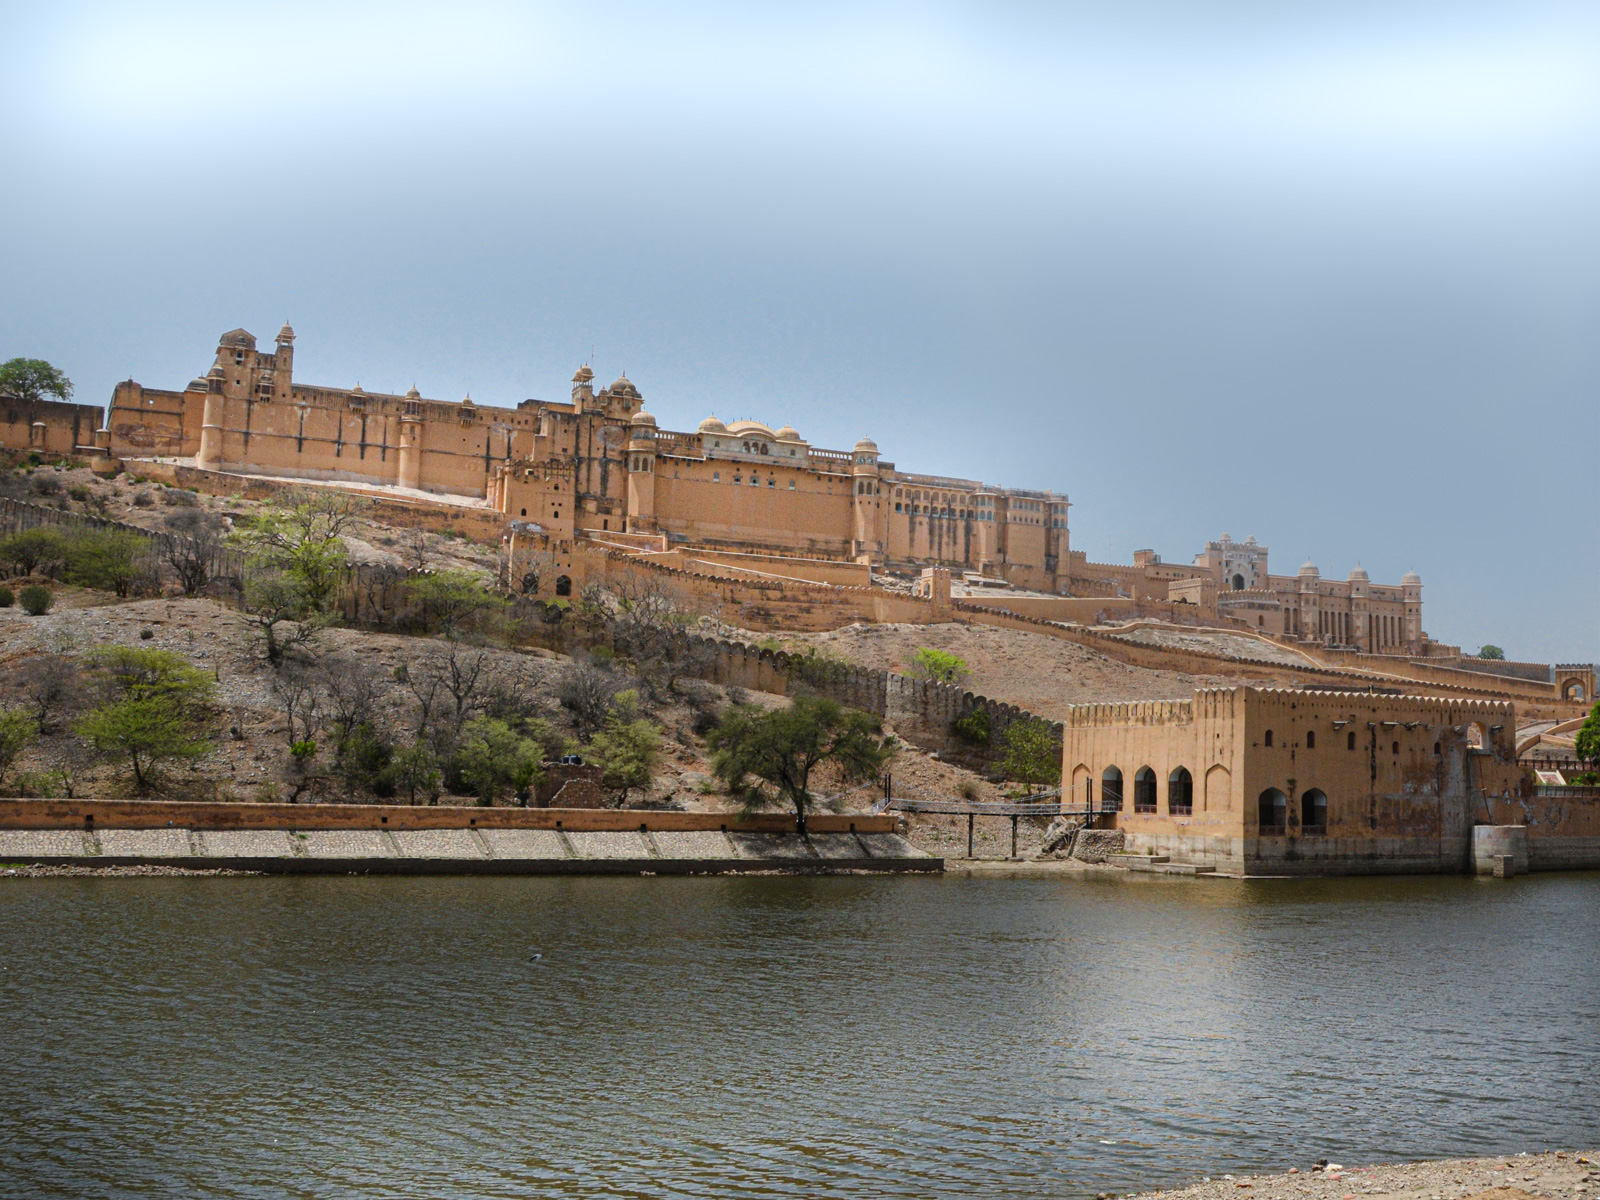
[0, 807, 938, 875]
[0, 799, 897, 834]
[1472, 825, 1529, 875]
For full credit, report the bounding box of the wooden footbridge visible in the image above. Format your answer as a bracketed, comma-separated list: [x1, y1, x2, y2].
[871, 785, 1102, 858]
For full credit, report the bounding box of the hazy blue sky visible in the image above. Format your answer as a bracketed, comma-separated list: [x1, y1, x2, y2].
[2, 1, 1596, 661]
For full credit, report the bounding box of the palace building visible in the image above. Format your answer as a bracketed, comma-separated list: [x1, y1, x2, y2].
[107, 327, 1072, 591]
[99, 326, 1435, 642]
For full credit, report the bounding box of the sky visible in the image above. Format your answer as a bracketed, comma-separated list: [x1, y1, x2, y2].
[1, 1, 1596, 662]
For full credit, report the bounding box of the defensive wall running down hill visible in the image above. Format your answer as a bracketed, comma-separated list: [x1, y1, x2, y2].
[682, 634, 1064, 780]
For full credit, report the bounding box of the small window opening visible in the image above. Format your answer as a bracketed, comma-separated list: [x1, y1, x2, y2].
[1306, 731, 1316, 749]
[1264, 729, 1273, 747]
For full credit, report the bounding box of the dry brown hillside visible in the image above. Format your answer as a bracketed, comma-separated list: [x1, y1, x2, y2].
[749, 620, 1306, 722]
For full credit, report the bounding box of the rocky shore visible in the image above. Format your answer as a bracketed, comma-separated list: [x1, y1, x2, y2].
[1120, 1151, 1595, 1200]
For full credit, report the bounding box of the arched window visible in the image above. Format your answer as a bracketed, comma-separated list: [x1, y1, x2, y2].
[1392, 741, 1400, 754]
[1264, 729, 1274, 747]
[1231, 574, 1244, 590]
[1306, 731, 1316, 749]
[554, 575, 572, 597]
[1433, 742, 1441, 755]
[1258, 788, 1287, 835]
[1101, 766, 1123, 812]
[1133, 767, 1158, 814]
[1168, 767, 1193, 815]
[1347, 731, 1356, 750]
[1301, 788, 1327, 833]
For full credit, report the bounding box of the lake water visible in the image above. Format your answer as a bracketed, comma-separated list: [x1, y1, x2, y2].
[2, 872, 1596, 1198]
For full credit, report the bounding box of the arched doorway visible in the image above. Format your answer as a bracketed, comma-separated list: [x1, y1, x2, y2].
[1301, 788, 1327, 833]
[1231, 574, 1245, 591]
[1168, 766, 1193, 815]
[1133, 767, 1157, 813]
[554, 575, 572, 597]
[1101, 766, 1124, 812]
[1258, 788, 1287, 835]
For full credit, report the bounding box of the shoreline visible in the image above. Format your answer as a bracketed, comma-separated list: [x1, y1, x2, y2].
[1121, 1151, 1594, 1200]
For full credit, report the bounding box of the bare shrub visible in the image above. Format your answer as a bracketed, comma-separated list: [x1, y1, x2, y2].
[18, 652, 85, 735]
[558, 656, 624, 736]
[162, 508, 228, 596]
[609, 576, 715, 701]
[316, 652, 386, 746]
[268, 661, 325, 746]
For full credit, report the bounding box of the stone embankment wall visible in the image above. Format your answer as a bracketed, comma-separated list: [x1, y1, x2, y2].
[0, 799, 897, 834]
[0, 802, 932, 875]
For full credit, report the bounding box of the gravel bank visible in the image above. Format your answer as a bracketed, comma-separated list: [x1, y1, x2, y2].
[1120, 1151, 1596, 1200]
[0, 863, 257, 878]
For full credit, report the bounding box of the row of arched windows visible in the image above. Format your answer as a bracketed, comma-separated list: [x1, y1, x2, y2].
[1257, 788, 1326, 835]
[1096, 766, 1191, 816]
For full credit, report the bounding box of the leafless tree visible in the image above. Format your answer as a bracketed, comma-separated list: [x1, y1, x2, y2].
[269, 661, 325, 746]
[481, 661, 545, 726]
[610, 575, 715, 700]
[558, 655, 624, 736]
[316, 651, 387, 745]
[399, 527, 433, 573]
[163, 508, 228, 596]
[399, 642, 494, 750]
[18, 652, 85, 735]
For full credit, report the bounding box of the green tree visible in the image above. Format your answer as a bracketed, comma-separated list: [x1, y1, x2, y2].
[999, 720, 1062, 793]
[454, 716, 543, 805]
[707, 694, 895, 835]
[75, 647, 215, 789]
[0, 359, 73, 404]
[586, 706, 662, 805]
[909, 647, 970, 685]
[405, 569, 504, 641]
[1576, 703, 1600, 767]
[1477, 645, 1506, 661]
[239, 571, 321, 667]
[0, 708, 38, 786]
[334, 724, 395, 799]
[232, 489, 363, 611]
[390, 740, 442, 805]
[62, 529, 147, 596]
[0, 528, 66, 576]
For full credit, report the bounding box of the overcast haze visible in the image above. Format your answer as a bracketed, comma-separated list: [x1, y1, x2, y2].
[2, 2, 1595, 661]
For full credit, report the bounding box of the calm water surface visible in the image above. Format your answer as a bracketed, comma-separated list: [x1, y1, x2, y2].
[1, 872, 1596, 1198]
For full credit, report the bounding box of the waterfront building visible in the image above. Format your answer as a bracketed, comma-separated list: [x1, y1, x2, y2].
[1059, 686, 1600, 875]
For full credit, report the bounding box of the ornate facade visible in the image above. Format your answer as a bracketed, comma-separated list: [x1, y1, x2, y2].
[108, 328, 1072, 589]
[493, 365, 1070, 589]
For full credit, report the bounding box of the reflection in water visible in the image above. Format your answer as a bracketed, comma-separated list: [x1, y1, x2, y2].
[1, 873, 1596, 1198]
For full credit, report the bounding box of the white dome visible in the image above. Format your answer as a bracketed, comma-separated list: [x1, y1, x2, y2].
[698, 416, 728, 434]
[1348, 565, 1369, 581]
[631, 409, 657, 427]
[1298, 559, 1319, 577]
[1402, 570, 1422, 585]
